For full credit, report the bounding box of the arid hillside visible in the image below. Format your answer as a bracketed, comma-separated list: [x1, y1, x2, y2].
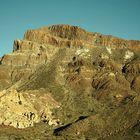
[0, 25, 140, 140]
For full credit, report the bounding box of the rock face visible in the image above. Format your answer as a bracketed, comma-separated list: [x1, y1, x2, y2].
[0, 24, 140, 139]
[0, 89, 60, 128]
[24, 24, 140, 49]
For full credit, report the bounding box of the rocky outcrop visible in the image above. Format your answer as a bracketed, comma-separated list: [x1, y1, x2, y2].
[0, 25, 140, 91]
[0, 24, 140, 139]
[0, 40, 48, 90]
[1, 40, 47, 67]
[0, 88, 60, 128]
[24, 24, 140, 49]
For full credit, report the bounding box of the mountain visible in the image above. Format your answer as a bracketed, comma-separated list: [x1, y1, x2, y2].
[0, 24, 140, 140]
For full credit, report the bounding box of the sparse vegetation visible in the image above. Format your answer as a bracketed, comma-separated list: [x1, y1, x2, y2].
[0, 25, 140, 139]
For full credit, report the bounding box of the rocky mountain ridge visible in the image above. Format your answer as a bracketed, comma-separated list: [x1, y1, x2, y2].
[1, 25, 140, 68]
[0, 24, 140, 140]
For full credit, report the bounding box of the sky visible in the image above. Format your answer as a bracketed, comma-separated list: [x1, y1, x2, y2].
[0, 0, 140, 57]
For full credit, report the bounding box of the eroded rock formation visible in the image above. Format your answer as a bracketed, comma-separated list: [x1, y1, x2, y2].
[0, 88, 60, 128]
[0, 24, 140, 139]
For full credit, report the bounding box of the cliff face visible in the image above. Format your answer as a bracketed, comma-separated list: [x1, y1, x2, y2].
[0, 25, 140, 139]
[24, 24, 140, 49]
[1, 40, 47, 67]
[1, 24, 140, 68]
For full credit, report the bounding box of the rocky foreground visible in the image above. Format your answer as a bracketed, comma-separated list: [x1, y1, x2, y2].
[0, 24, 140, 139]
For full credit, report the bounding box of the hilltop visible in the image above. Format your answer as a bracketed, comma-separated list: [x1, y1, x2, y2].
[0, 25, 140, 140]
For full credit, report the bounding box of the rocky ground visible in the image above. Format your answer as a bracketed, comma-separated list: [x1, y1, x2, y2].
[0, 24, 140, 139]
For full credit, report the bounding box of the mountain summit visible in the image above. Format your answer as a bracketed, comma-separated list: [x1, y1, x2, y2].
[0, 25, 140, 139]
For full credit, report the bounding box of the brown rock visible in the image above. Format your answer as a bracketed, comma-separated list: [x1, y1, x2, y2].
[132, 76, 140, 93]
[24, 24, 140, 50]
[0, 24, 140, 140]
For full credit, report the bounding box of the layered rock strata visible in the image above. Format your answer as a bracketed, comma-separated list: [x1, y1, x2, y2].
[0, 25, 140, 140]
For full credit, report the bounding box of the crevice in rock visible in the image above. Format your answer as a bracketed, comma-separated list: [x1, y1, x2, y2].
[53, 123, 72, 136]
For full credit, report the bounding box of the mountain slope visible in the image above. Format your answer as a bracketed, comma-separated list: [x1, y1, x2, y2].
[0, 24, 140, 140]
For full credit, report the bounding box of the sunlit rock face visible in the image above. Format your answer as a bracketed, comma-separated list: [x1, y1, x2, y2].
[0, 25, 140, 139]
[1, 40, 48, 67]
[0, 89, 60, 128]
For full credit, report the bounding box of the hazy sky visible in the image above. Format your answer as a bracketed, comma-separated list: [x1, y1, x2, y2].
[0, 0, 140, 57]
